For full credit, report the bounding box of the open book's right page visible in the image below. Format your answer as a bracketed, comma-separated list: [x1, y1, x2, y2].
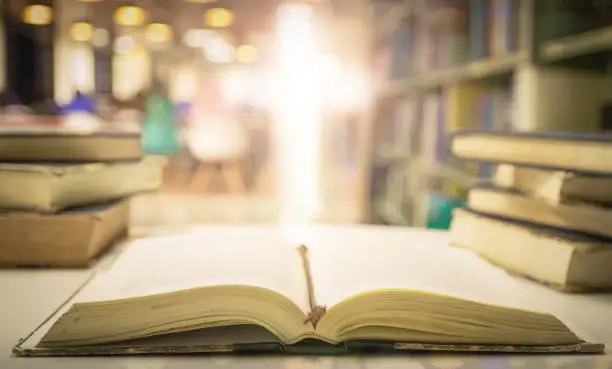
[307, 226, 540, 312]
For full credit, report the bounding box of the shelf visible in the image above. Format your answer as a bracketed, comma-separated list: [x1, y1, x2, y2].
[541, 25, 612, 63]
[374, 0, 412, 43]
[376, 53, 526, 98]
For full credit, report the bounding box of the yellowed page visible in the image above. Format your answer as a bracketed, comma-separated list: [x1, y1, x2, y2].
[306, 226, 542, 311]
[76, 227, 311, 314]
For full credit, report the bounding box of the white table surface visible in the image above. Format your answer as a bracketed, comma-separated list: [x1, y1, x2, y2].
[2, 225, 612, 369]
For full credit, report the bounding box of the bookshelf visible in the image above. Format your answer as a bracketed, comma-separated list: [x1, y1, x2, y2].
[367, 0, 612, 227]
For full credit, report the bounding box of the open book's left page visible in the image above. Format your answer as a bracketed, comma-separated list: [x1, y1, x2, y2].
[75, 227, 311, 314]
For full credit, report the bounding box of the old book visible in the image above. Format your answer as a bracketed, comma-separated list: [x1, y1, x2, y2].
[14, 229, 603, 355]
[494, 164, 612, 204]
[451, 130, 612, 174]
[467, 185, 612, 238]
[0, 200, 128, 267]
[450, 208, 612, 292]
[0, 158, 163, 213]
[0, 130, 141, 162]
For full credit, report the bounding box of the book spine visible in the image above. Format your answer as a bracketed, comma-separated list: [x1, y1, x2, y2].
[469, 0, 488, 60]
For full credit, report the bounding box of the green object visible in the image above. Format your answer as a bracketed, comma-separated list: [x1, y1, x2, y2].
[142, 93, 181, 156]
[426, 194, 466, 230]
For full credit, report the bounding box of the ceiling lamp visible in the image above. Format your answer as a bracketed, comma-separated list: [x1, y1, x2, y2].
[204, 8, 234, 28]
[70, 22, 94, 42]
[146, 23, 173, 43]
[236, 44, 258, 63]
[22, 5, 53, 25]
[114, 5, 145, 26]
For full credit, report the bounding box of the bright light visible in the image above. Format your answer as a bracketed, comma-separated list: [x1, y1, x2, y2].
[203, 35, 235, 64]
[204, 8, 234, 28]
[236, 44, 258, 63]
[170, 67, 199, 102]
[114, 35, 134, 55]
[221, 70, 246, 106]
[183, 28, 216, 48]
[70, 22, 93, 42]
[246, 68, 278, 108]
[22, 5, 52, 25]
[146, 23, 173, 43]
[72, 44, 94, 92]
[275, 2, 322, 227]
[92, 28, 110, 47]
[112, 44, 151, 100]
[318, 54, 341, 76]
[114, 6, 145, 27]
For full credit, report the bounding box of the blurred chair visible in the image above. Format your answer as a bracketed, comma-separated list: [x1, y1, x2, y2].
[184, 117, 249, 194]
[185, 75, 248, 195]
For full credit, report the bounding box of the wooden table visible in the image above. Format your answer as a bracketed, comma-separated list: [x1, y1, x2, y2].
[2, 225, 612, 369]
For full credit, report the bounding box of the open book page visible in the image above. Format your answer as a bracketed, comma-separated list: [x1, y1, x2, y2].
[75, 227, 311, 314]
[307, 226, 542, 312]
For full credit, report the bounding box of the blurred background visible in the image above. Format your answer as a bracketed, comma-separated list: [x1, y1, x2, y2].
[0, 0, 373, 229]
[2, 0, 611, 230]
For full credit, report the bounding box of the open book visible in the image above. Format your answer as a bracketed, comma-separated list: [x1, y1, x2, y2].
[18, 228, 602, 355]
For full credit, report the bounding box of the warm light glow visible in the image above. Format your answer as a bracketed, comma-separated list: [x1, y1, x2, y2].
[316, 55, 369, 110]
[183, 28, 216, 48]
[170, 67, 199, 102]
[204, 8, 234, 28]
[22, 5, 53, 25]
[114, 35, 135, 54]
[220, 70, 246, 106]
[70, 22, 93, 42]
[186, 0, 218, 2]
[114, 6, 145, 26]
[72, 43, 94, 93]
[146, 23, 173, 43]
[203, 34, 235, 63]
[92, 28, 110, 47]
[113, 44, 151, 100]
[236, 44, 258, 63]
[275, 2, 322, 226]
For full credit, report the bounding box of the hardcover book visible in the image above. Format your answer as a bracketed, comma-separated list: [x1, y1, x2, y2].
[14, 229, 604, 356]
[0, 129, 141, 162]
[451, 130, 612, 174]
[494, 164, 612, 205]
[0, 200, 129, 267]
[450, 208, 612, 292]
[0, 158, 163, 213]
[467, 185, 612, 238]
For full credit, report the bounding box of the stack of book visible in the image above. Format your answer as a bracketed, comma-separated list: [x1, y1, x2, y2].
[0, 128, 163, 267]
[448, 131, 612, 292]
